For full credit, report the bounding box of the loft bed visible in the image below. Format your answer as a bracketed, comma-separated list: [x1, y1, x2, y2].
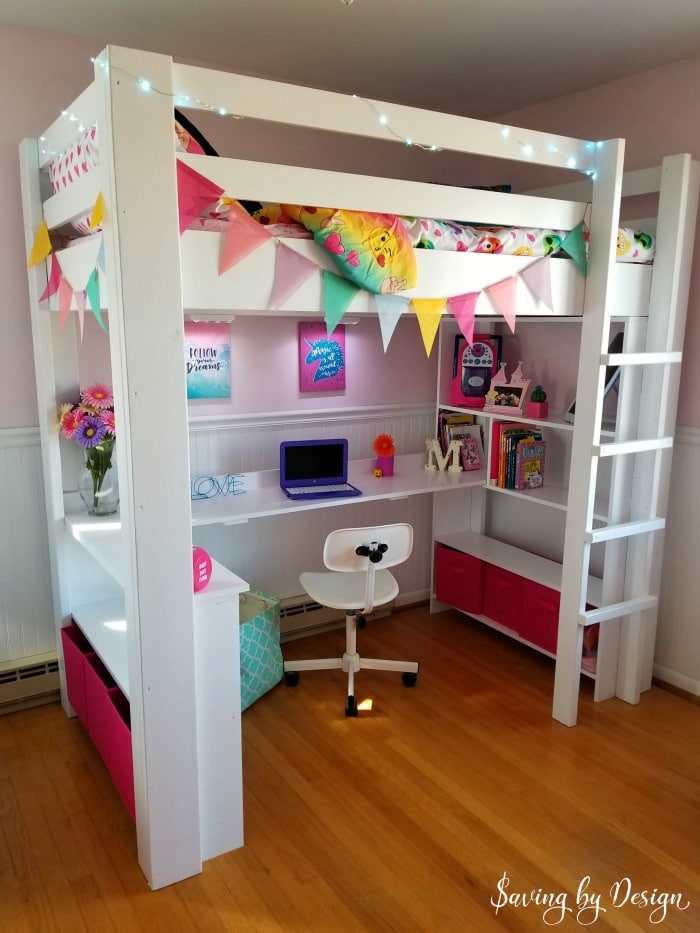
[20, 46, 698, 890]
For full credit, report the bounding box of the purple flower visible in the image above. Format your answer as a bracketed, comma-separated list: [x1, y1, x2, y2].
[74, 415, 107, 448]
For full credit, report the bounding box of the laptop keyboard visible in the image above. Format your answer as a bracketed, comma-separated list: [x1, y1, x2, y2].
[287, 484, 357, 495]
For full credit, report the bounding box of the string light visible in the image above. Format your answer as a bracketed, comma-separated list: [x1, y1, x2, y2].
[500, 124, 598, 177]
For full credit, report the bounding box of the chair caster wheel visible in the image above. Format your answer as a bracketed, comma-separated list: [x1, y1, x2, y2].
[345, 696, 358, 717]
[284, 671, 299, 687]
[356, 615, 367, 630]
[402, 672, 417, 687]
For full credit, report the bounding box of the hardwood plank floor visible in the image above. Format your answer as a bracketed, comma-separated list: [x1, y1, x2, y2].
[1, 606, 699, 931]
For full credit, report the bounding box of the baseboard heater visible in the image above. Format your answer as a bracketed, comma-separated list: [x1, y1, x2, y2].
[0, 653, 60, 715]
[280, 596, 393, 642]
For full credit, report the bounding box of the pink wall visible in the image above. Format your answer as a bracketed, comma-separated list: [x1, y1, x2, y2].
[3, 23, 700, 428]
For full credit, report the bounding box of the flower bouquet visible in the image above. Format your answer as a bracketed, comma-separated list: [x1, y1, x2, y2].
[58, 383, 119, 515]
[373, 433, 396, 477]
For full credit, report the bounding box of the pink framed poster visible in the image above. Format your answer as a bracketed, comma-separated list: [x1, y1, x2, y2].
[298, 322, 346, 392]
[184, 322, 231, 399]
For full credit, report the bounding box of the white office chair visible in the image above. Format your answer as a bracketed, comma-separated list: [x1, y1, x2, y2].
[283, 522, 419, 716]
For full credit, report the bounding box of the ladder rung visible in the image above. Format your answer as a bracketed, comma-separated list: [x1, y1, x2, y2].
[585, 517, 666, 544]
[604, 350, 682, 367]
[594, 436, 674, 457]
[579, 594, 658, 626]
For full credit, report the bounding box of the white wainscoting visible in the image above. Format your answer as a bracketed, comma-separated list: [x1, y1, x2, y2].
[655, 426, 700, 697]
[0, 428, 54, 663]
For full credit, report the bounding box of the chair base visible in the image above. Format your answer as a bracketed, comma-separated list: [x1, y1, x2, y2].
[283, 612, 419, 715]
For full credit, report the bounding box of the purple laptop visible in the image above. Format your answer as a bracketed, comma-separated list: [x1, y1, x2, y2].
[279, 439, 362, 500]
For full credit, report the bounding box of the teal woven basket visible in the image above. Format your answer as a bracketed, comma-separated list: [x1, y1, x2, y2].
[239, 590, 283, 712]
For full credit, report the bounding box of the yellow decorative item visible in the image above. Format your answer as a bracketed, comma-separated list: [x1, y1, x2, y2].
[27, 219, 52, 268]
[89, 192, 105, 230]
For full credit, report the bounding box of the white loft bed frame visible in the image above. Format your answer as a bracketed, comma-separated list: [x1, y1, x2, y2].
[19, 46, 698, 889]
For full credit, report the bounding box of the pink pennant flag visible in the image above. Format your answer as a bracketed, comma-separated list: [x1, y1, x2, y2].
[322, 270, 359, 334]
[219, 201, 273, 275]
[374, 294, 409, 351]
[520, 258, 554, 312]
[74, 290, 87, 341]
[39, 253, 62, 302]
[57, 276, 73, 331]
[485, 276, 519, 332]
[176, 159, 225, 234]
[447, 292, 479, 345]
[411, 298, 446, 356]
[269, 242, 318, 309]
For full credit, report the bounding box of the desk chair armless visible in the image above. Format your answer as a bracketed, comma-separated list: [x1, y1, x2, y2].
[283, 523, 419, 716]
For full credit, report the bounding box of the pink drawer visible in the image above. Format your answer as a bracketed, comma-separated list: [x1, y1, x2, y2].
[434, 544, 485, 615]
[61, 623, 94, 729]
[84, 654, 134, 821]
[482, 564, 522, 632]
[104, 688, 135, 822]
[519, 580, 560, 654]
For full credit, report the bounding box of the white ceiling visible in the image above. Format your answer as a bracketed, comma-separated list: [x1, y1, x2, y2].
[3, 0, 700, 118]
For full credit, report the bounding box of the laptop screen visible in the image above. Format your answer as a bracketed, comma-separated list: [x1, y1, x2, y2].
[280, 439, 348, 488]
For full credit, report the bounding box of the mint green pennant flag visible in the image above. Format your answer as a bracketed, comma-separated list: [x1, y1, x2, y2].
[85, 267, 107, 331]
[561, 222, 588, 276]
[322, 270, 359, 334]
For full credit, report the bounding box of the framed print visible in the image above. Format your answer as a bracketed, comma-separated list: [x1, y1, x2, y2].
[299, 322, 346, 392]
[484, 362, 530, 415]
[185, 322, 231, 399]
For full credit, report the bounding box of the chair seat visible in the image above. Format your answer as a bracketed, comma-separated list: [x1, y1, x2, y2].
[299, 568, 399, 613]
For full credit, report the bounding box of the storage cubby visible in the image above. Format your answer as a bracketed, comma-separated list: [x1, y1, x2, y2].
[61, 621, 135, 820]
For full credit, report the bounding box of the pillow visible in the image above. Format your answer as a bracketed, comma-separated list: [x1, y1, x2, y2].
[282, 205, 417, 294]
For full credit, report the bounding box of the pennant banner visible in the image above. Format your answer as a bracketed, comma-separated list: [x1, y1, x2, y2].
[447, 291, 480, 346]
[485, 276, 519, 333]
[39, 253, 62, 303]
[268, 242, 317, 309]
[374, 293, 408, 351]
[561, 221, 588, 276]
[176, 159, 225, 234]
[74, 290, 86, 341]
[27, 219, 52, 268]
[56, 235, 103, 292]
[520, 257, 554, 312]
[57, 277, 73, 331]
[219, 200, 273, 275]
[411, 298, 446, 356]
[85, 267, 106, 331]
[322, 270, 359, 334]
[89, 192, 104, 231]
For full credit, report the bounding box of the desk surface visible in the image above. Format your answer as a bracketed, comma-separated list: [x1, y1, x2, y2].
[190, 453, 486, 526]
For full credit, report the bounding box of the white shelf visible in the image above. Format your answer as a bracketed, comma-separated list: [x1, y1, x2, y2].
[435, 530, 603, 605]
[70, 596, 129, 696]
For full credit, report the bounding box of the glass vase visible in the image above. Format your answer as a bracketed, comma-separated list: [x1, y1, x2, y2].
[78, 448, 119, 516]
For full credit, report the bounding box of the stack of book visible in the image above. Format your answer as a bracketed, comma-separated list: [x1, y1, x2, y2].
[436, 410, 485, 471]
[490, 422, 546, 490]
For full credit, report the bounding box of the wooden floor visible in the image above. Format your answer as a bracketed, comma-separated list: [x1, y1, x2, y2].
[2, 606, 699, 932]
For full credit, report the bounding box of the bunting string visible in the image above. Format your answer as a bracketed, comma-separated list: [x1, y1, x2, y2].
[25, 157, 588, 348]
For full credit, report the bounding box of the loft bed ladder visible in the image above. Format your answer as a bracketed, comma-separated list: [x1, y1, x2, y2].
[553, 153, 700, 726]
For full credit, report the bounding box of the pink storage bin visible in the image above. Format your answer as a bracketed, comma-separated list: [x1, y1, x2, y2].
[84, 654, 135, 821]
[482, 564, 523, 632]
[61, 623, 94, 729]
[519, 580, 560, 654]
[434, 544, 485, 614]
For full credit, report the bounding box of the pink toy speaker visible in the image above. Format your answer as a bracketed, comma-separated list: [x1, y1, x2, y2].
[192, 546, 213, 592]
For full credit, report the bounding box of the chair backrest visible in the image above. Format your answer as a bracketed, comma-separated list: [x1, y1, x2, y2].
[322, 523, 413, 573]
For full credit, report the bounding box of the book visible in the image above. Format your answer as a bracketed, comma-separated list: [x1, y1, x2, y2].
[459, 428, 485, 471]
[437, 409, 475, 454]
[514, 437, 546, 490]
[489, 420, 525, 484]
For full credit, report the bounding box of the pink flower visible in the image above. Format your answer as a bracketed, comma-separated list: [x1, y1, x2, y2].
[81, 382, 113, 410]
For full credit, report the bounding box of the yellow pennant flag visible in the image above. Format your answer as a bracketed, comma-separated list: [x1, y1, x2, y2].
[89, 192, 104, 230]
[27, 219, 52, 268]
[411, 298, 446, 356]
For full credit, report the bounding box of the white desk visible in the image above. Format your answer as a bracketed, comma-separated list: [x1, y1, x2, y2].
[190, 453, 487, 526]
